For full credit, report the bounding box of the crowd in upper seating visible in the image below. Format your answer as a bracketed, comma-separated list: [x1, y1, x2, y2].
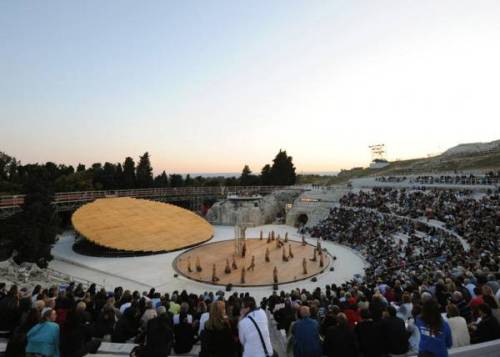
[374, 171, 500, 186]
[0, 187, 499, 357]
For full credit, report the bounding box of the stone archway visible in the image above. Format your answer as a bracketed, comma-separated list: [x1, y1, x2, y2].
[296, 213, 309, 227]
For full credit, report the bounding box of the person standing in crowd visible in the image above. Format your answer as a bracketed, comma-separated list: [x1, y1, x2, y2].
[26, 308, 60, 357]
[381, 305, 409, 356]
[445, 303, 470, 348]
[415, 299, 452, 357]
[200, 300, 237, 357]
[238, 297, 273, 357]
[291, 305, 322, 357]
[324, 312, 358, 357]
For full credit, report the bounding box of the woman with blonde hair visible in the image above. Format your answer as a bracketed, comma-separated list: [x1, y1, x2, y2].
[200, 300, 237, 357]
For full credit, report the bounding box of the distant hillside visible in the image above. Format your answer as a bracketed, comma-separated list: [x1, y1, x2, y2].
[328, 139, 500, 184]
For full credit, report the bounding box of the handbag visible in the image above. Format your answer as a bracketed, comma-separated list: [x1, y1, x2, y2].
[247, 315, 279, 357]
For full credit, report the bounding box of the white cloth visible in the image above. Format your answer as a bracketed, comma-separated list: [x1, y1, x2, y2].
[198, 312, 209, 335]
[119, 302, 131, 314]
[396, 303, 413, 321]
[173, 313, 193, 325]
[447, 316, 470, 347]
[238, 309, 273, 357]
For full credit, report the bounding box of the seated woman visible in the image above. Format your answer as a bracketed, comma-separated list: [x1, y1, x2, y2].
[415, 299, 452, 357]
[26, 308, 60, 357]
[470, 304, 500, 344]
[173, 304, 195, 354]
[200, 300, 237, 357]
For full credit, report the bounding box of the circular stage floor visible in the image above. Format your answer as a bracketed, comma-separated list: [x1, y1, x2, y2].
[72, 197, 213, 253]
[174, 238, 331, 286]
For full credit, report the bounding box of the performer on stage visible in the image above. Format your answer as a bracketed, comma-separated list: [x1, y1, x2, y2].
[211, 264, 219, 282]
[303, 258, 308, 274]
[319, 252, 324, 268]
[302, 235, 307, 246]
[187, 257, 192, 273]
[241, 266, 246, 284]
[241, 242, 247, 257]
[284, 232, 288, 243]
[247, 255, 256, 271]
[225, 258, 231, 274]
[232, 255, 238, 270]
[196, 256, 202, 272]
[273, 266, 278, 284]
[282, 246, 289, 262]
[289, 244, 294, 258]
[265, 247, 270, 262]
[310, 247, 317, 262]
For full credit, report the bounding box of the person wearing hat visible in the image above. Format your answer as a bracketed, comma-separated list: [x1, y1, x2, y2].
[26, 307, 60, 357]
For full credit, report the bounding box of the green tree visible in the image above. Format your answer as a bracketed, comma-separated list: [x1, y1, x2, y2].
[114, 163, 124, 188]
[76, 163, 86, 172]
[240, 165, 260, 186]
[154, 171, 169, 187]
[9, 166, 60, 267]
[136, 152, 153, 188]
[184, 174, 194, 186]
[102, 162, 117, 189]
[123, 157, 136, 189]
[269, 150, 296, 185]
[260, 164, 272, 185]
[169, 174, 184, 187]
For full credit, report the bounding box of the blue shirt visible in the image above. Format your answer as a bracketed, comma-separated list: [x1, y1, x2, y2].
[415, 317, 452, 357]
[26, 321, 60, 357]
[291, 317, 322, 357]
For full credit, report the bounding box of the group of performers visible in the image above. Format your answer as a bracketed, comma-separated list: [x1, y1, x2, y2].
[185, 230, 327, 284]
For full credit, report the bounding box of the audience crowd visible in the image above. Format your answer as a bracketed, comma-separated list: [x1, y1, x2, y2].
[0, 187, 499, 357]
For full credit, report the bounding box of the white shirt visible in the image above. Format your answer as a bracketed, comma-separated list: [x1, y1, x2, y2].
[173, 313, 193, 325]
[238, 309, 273, 357]
[447, 316, 470, 347]
[198, 312, 209, 335]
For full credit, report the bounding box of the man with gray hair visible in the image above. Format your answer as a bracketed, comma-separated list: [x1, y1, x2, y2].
[291, 306, 322, 357]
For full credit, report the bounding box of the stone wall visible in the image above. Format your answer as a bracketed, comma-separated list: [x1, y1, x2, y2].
[206, 189, 301, 226]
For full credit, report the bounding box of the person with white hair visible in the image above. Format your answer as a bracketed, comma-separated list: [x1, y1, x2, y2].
[26, 307, 60, 357]
[140, 300, 157, 330]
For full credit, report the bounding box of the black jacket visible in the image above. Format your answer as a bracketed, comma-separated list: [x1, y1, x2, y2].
[354, 320, 386, 357]
[324, 324, 358, 357]
[200, 323, 237, 357]
[144, 315, 174, 357]
[471, 316, 500, 344]
[381, 316, 409, 354]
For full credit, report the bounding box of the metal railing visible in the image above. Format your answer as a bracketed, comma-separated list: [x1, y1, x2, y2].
[0, 185, 298, 210]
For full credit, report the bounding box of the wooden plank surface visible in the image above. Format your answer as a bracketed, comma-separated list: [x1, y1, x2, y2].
[175, 238, 331, 286]
[72, 197, 213, 252]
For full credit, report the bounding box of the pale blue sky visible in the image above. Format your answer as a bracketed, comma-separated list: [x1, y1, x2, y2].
[1, 1, 499, 173]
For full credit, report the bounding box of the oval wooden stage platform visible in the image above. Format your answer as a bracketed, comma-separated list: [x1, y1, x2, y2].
[72, 197, 213, 253]
[174, 238, 331, 287]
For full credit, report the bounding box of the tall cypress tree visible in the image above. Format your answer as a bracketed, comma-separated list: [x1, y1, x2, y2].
[260, 164, 272, 185]
[270, 150, 296, 185]
[136, 152, 154, 188]
[123, 157, 136, 189]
